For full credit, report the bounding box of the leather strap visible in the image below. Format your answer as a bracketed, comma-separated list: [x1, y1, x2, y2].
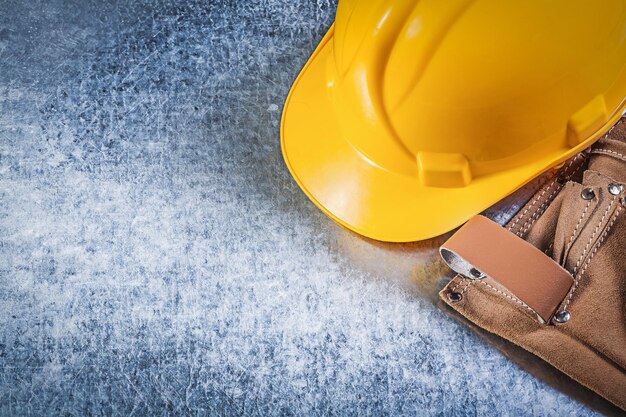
[440, 215, 574, 323]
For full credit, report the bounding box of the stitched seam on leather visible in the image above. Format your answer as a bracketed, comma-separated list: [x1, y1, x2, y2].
[507, 181, 557, 232]
[570, 152, 589, 178]
[563, 199, 592, 263]
[450, 276, 474, 295]
[517, 185, 562, 237]
[563, 204, 623, 311]
[507, 154, 582, 233]
[458, 279, 473, 295]
[512, 153, 588, 237]
[516, 156, 589, 237]
[592, 149, 626, 161]
[572, 194, 618, 275]
[450, 277, 467, 293]
[478, 280, 536, 317]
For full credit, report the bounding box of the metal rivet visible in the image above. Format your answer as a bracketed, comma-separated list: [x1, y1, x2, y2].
[553, 310, 571, 324]
[581, 188, 595, 200]
[448, 292, 462, 302]
[556, 176, 567, 185]
[608, 183, 622, 196]
[469, 267, 484, 279]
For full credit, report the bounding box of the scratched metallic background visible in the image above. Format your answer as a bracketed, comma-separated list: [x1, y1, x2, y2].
[0, 1, 620, 416]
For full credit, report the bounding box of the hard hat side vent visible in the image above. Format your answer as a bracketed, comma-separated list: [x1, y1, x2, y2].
[566, 95, 608, 147]
[417, 151, 472, 188]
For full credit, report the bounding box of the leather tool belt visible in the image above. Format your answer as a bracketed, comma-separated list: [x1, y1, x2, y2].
[440, 119, 626, 411]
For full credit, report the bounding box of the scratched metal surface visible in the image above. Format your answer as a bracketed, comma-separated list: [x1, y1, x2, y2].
[0, 1, 615, 416]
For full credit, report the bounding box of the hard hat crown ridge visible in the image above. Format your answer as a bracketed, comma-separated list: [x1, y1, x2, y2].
[281, 0, 626, 241]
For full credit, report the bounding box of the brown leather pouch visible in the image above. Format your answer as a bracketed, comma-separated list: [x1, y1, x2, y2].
[439, 119, 626, 410]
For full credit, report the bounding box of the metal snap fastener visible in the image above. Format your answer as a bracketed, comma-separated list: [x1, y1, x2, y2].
[448, 292, 462, 302]
[581, 188, 595, 200]
[469, 267, 484, 279]
[553, 310, 570, 324]
[608, 183, 622, 196]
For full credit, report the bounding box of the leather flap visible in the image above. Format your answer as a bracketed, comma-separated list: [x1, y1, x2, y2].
[440, 215, 574, 323]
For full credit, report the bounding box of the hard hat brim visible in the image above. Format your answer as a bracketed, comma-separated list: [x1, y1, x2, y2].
[281, 25, 624, 242]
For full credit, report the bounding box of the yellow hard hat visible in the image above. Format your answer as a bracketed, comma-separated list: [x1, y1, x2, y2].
[281, 0, 626, 242]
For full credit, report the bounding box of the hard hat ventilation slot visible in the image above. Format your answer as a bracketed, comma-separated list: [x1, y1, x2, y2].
[567, 95, 608, 147]
[417, 151, 472, 188]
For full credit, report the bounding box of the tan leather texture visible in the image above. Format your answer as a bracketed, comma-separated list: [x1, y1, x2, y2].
[440, 215, 573, 323]
[440, 118, 626, 411]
